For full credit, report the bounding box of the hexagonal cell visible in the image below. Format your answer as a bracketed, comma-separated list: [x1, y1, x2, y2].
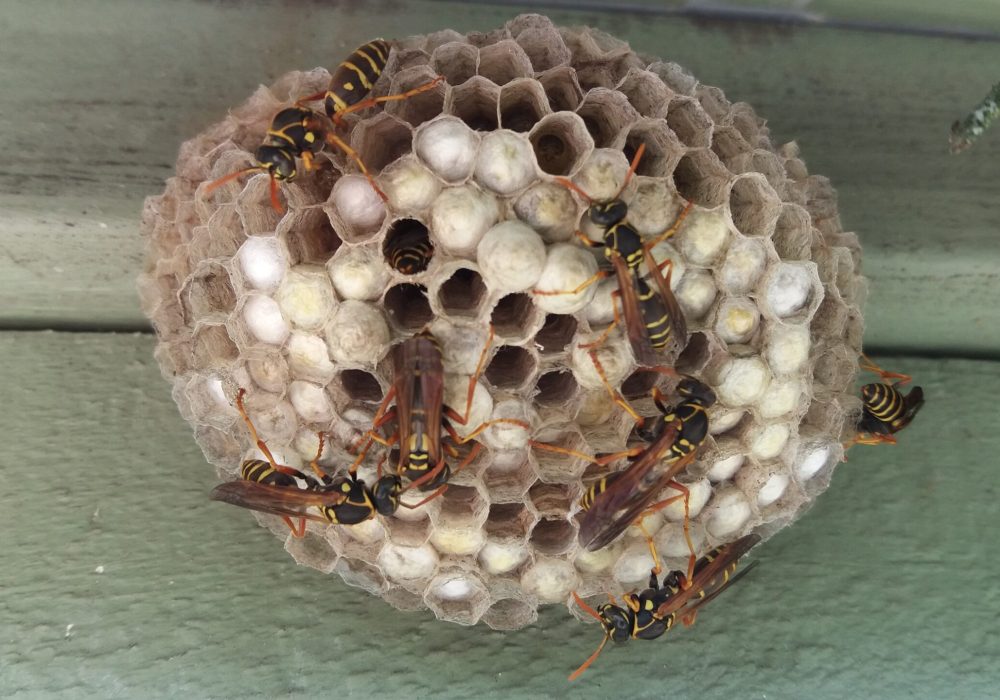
[575, 88, 638, 149]
[535, 314, 578, 355]
[382, 519, 434, 550]
[474, 131, 538, 195]
[615, 68, 671, 119]
[812, 346, 856, 393]
[529, 112, 593, 176]
[710, 125, 751, 169]
[384, 66, 447, 127]
[673, 149, 732, 208]
[383, 218, 433, 275]
[274, 265, 336, 332]
[619, 368, 659, 401]
[719, 237, 769, 294]
[499, 79, 552, 132]
[433, 484, 489, 530]
[431, 42, 478, 85]
[324, 175, 387, 244]
[231, 293, 290, 348]
[534, 370, 579, 407]
[490, 293, 539, 341]
[727, 174, 781, 238]
[477, 40, 533, 85]
[538, 65, 584, 112]
[728, 103, 765, 146]
[235, 175, 284, 236]
[513, 182, 579, 243]
[279, 209, 343, 266]
[338, 369, 383, 403]
[530, 433, 589, 483]
[510, 16, 570, 71]
[696, 85, 733, 123]
[424, 568, 491, 625]
[335, 557, 387, 597]
[291, 380, 336, 427]
[285, 332, 335, 385]
[482, 502, 536, 547]
[622, 119, 684, 179]
[528, 481, 577, 517]
[237, 235, 286, 293]
[193, 209, 248, 261]
[284, 530, 339, 574]
[189, 323, 238, 372]
[436, 266, 489, 319]
[529, 517, 577, 556]
[447, 76, 500, 131]
[431, 185, 500, 257]
[180, 263, 236, 324]
[324, 300, 391, 366]
[383, 283, 433, 332]
[761, 261, 823, 323]
[353, 113, 414, 173]
[481, 590, 538, 631]
[485, 345, 537, 391]
[714, 297, 761, 346]
[663, 97, 713, 150]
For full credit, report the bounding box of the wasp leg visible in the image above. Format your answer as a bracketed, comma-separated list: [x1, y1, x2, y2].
[532, 269, 610, 296]
[235, 388, 284, 471]
[446, 325, 495, 428]
[648, 200, 694, 248]
[307, 432, 327, 479]
[585, 346, 644, 425]
[294, 90, 327, 108]
[641, 481, 694, 584]
[322, 130, 388, 202]
[443, 417, 530, 446]
[528, 440, 642, 467]
[330, 76, 445, 126]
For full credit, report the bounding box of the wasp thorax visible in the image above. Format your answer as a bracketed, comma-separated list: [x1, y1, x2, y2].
[142, 13, 863, 631]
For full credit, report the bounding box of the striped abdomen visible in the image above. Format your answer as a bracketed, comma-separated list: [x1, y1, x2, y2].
[239, 459, 306, 488]
[635, 276, 672, 349]
[861, 383, 905, 424]
[324, 39, 390, 118]
[580, 470, 624, 511]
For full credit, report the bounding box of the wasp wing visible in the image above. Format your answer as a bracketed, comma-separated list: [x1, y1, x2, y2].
[655, 533, 761, 619]
[642, 243, 688, 347]
[892, 385, 924, 433]
[210, 480, 344, 523]
[610, 252, 658, 367]
[578, 420, 686, 551]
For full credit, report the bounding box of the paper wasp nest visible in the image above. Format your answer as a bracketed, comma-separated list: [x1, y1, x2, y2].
[138, 15, 864, 630]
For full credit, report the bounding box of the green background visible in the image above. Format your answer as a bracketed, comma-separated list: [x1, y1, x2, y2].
[2, 1, 998, 697]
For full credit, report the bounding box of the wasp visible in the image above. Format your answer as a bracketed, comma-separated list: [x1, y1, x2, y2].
[568, 533, 760, 680]
[210, 389, 426, 536]
[851, 354, 924, 447]
[204, 39, 443, 214]
[533, 143, 692, 370]
[352, 327, 530, 496]
[531, 375, 717, 578]
[384, 223, 434, 275]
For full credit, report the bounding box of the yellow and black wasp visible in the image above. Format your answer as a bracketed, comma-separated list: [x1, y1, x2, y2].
[851, 354, 924, 447]
[204, 39, 442, 213]
[568, 533, 760, 680]
[210, 389, 421, 536]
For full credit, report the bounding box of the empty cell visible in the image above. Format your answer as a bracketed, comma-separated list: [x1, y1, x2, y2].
[530, 517, 577, 555]
[235, 175, 284, 235]
[671, 330, 715, 375]
[475, 130, 538, 195]
[729, 103, 764, 145]
[534, 370, 578, 406]
[490, 293, 538, 339]
[414, 116, 480, 183]
[538, 66, 584, 112]
[383, 218, 434, 276]
[500, 78, 552, 132]
[190, 324, 238, 371]
[325, 300, 391, 364]
[385, 67, 447, 127]
[326, 175, 387, 243]
[335, 558, 387, 597]
[431, 42, 478, 85]
[673, 149, 731, 208]
[338, 369, 383, 403]
[180, 264, 236, 323]
[512, 19, 569, 72]
[284, 531, 339, 574]
[529, 113, 593, 176]
[478, 40, 533, 85]
[383, 283, 433, 331]
[535, 314, 577, 355]
[437, 267, 489, 318]
[484, 502, 536, 540]
[274, 266, 336, 331]
[485, 345, 537, 390]
[431, 185, 500, 257]
[622, 119, 683, 178]
[618, 68, 673, 118]
[619, 369, 659, 400]
[238, 236, 286, 293]
[666, 97, 713, 148]
[648, 61, 697, 96]
[521, 557, 580, 603]
[448, 77, 501, 131]
[280, 211, 342, 266]
[575, 89, 637, 149]
[711, 126, 751, 167]
[727, 174, 781, 238]
[481, 594, 538, 632]
[381, 157, 442, 213]
[328, 244, 390, 301]
[481, 451, 537, 502]
[352, 115, 413, 175]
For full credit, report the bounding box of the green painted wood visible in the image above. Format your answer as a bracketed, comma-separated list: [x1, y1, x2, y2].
[1, 0, 999, 353]
[1, 331, 995, 698]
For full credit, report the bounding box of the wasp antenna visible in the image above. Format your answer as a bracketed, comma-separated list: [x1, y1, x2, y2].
[203, 166, 261, 197]
[571, 591, 604, 622]
[616, 142, 646, 198]
[553, 176, 593, 204]
[568, 635, 609, 682]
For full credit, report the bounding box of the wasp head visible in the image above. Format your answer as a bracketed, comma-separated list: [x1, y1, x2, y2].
[589, 199, 628, 227]
[597, 604, 633, 643]
[372, 475, 403, 516]
[255, 144, 297, 181]
[677, 376, 717, 407]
